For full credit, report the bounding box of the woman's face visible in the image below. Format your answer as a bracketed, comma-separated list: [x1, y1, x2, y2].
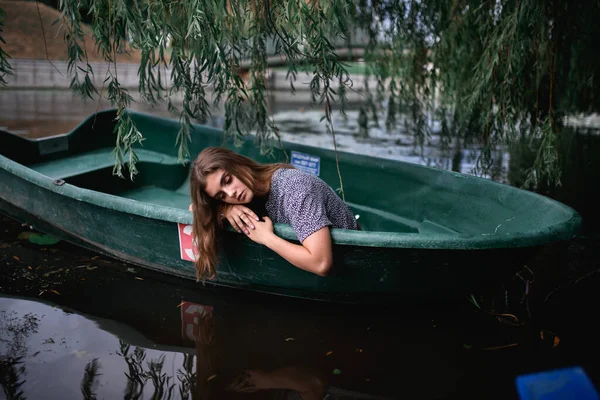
[204, 168, 253, 205]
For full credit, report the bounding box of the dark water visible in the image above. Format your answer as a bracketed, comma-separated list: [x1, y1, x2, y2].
[1, 214, 600, 399]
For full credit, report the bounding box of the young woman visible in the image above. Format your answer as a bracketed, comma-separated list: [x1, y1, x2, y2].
[189, 147, 358, 280]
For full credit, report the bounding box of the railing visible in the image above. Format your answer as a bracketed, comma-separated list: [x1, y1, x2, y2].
[4, 59, 144, 89]
[3, 58, 375, 92]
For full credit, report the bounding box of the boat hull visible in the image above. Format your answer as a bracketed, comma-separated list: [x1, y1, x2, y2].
[0, 109, 581, 303]
[1, 164, 534, 303]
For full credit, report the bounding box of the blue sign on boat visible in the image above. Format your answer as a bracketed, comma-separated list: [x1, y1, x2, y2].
[291, 151, 320, 176]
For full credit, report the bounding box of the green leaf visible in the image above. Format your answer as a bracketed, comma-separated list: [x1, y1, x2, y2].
[28, 233, 61, 246]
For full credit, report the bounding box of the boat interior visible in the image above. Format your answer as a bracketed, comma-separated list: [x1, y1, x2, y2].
[1, 109, 576, 238]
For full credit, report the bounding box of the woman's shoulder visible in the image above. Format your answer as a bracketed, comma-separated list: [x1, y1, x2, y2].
[273, 168, 326, 190]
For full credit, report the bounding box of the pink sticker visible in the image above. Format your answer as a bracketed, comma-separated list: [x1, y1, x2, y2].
[178, 223, 198, 262]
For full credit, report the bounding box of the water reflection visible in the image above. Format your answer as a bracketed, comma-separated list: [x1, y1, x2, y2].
[0, 307, 40, 400]
[0, 357, 26, 400]
[81, 358, 100, 400]
[1, 205, 600, 399]
[180, 301, 331, 399]
[0, 294, 398, 399]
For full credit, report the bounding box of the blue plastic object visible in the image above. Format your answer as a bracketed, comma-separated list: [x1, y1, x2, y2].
[516, 366, 599, 400]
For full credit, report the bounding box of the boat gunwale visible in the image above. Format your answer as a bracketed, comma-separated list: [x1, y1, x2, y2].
[0, 150, 582, 250]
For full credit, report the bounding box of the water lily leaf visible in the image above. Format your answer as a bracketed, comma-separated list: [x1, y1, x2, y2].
[28, 233, 60, 246]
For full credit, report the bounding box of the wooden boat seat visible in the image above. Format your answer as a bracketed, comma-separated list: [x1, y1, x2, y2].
[30, 148, 186, 180]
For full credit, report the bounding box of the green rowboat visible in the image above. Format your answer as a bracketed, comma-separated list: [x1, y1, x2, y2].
[0, 109, 582, 302]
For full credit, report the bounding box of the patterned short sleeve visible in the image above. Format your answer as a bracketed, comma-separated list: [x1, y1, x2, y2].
[265, 169, 358, 243]
[282, 179, 332, 243]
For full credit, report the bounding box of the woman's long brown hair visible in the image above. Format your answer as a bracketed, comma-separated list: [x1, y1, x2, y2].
[190, 147, 292, 281]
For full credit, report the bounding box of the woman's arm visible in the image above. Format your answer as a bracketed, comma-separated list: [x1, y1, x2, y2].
[246, 217, 333, 277]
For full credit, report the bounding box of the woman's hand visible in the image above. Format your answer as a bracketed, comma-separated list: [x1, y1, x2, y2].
[223, 205, 259, 234]
[245, 216, 275, 246]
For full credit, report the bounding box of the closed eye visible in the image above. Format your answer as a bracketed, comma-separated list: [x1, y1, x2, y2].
[215, 173, 232, 200]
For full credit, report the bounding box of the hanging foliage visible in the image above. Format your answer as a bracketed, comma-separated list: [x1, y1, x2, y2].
[0, 7, 12, 86]
[0, 0, 598, 186]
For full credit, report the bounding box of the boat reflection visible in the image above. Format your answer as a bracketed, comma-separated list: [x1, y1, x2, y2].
[179, 300, 331, 399]
[0, 292, 397, 400]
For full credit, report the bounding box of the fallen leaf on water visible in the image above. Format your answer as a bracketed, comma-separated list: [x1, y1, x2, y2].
[495, 313, 523, 326]
[207, 374, 217, 382]
[135, 277, 144, 280]
[554, 336, 560, 348]
[12, 256, 20, 261]
[333, 369, 342, 375]
[18, 232, 34, 240]
[325, 351, 333, 356]
[482, 343, 518, 351]
[50, 290, 60, 295]
[285, 337, 296, 342]
[177, 301, 185, 307]
[27, 266, 32, 270]
[27, 233, 60, 245]
[540, 330, 561, 348]
[46, 268, 64, 275]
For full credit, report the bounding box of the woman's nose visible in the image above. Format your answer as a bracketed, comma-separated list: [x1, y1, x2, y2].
[224, 188, 236, 199]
